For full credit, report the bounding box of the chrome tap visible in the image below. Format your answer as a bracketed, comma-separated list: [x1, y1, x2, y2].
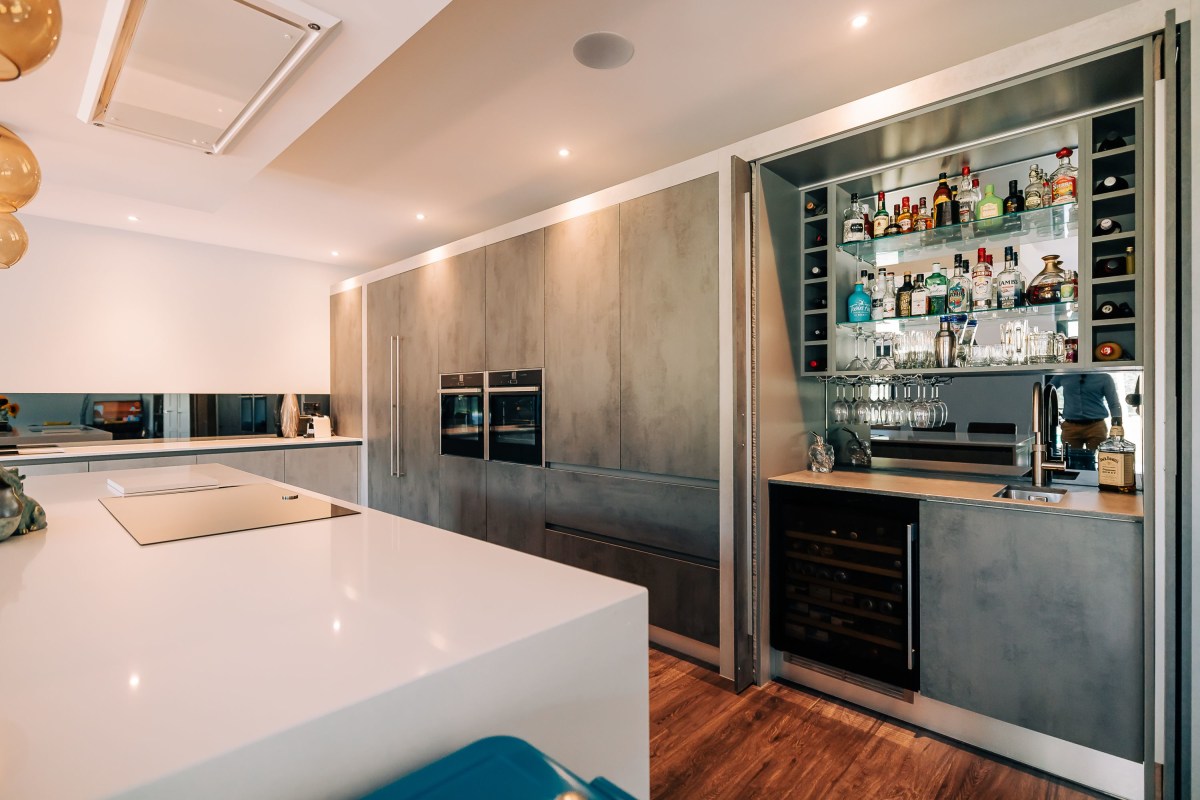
[1031, 382, 1066, 487]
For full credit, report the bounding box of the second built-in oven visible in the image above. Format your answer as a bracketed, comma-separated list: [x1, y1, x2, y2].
[486, 369, 542, 466]
[439, 373, 485, 459]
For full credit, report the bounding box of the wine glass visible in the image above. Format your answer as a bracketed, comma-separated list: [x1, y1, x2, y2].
[831, 382, 851, 424]
[846, 328, 867, 371]
[911, 382, 932, 429]
[853, 383, 872, 425]
[930, 383, 949, 428]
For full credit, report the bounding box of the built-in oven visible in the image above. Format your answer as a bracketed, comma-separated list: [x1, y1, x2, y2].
[486, 369, 542, 466]
[439, 373, 485, 459]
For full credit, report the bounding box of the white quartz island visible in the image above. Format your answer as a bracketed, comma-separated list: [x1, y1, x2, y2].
[0, 465, 649, 799]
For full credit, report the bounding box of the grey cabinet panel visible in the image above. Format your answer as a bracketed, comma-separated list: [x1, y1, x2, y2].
[5, 462, 87, 476]
[919, 501, 1143, 760]
[197, 450, 286, 481]
[396, 264, 443, 526]
[438, 455, 486, 539]
[285, 445, 359, 504]
[330, 288, 363, 438]
[485, 230, 544, 370]
[89, 455, 197, 471]
[366, 274, 403, 516]
[485, 461, 544, 556]
[544, 528, 718, 646]
[619, 174, 719, 479]
[438, 248, 486, 374]
[544, 469, 718, 562]
[544, 207, 620, 468]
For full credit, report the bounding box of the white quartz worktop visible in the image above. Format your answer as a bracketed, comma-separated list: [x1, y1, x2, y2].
[0, 434, 361, 464]
[0, 465, 649, 799]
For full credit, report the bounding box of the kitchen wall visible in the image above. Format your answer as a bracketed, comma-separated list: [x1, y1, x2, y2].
[5, 216, 359, 393]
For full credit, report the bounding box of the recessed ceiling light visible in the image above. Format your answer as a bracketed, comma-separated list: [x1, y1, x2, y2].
[558, 148, 571, 157]
[851, 14, 870, 28]
[573, 32, 635, 70]
[331, 250, 339, 256]
[415, 213, 426, 221]
[127, 215, 139, 222]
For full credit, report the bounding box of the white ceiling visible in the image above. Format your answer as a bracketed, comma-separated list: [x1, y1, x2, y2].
[6, 0, 1136, 272]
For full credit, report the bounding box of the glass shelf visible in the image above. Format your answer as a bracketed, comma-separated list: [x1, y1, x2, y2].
[835, 300, 1080, 334]
[836, 203, 1078, 267]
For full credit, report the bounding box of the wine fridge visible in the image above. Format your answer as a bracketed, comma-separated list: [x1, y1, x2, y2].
[770, 485, 919, 690]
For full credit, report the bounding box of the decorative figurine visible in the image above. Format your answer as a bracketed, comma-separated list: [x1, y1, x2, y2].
[0, 465, 47, 543]
[843, 428, 873, 468]
[808, 432, 835, 473]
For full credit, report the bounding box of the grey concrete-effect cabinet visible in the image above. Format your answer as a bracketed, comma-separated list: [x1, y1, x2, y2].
[485, 461, 545, 556]
[396, 264, 443, 526]
[438, 455, 486, 540]
[366, 273, 403, 516]
[544, 207, 621, 468]
[284, 446, 359, 504]
[330, 288, 363, 438]
[485, 230, 544, 370]
[89, 455, 197, 471]
[919, 501, 1143, 760]
[197, 450, 286, 481]
[439, 248, 486, 374]
[619, 174, 719, 480]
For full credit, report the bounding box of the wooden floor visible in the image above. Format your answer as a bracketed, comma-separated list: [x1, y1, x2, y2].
[649, 648, 1107, 800]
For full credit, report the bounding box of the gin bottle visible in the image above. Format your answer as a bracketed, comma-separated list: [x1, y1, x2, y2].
[925, 262, 948, 315]
[870, 268, 886, 321]
[883, 273, 897, 318]
[910, 274, 930, 316]
[947, 261, 973, 312]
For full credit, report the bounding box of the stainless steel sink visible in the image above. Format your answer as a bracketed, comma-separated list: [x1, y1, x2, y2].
[994, 485, 1068, 504]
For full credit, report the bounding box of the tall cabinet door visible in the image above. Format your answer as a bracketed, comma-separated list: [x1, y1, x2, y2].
[619, 173, 720, 480]
[545, 207, 620, 468]
[366, 274, 403, 515]
[485, 229, 545, 370]
[439, 248, 486, 374]
[396, 263, 443, 526]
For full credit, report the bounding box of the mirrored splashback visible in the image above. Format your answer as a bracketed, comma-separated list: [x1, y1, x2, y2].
[0, 393, 330, 446]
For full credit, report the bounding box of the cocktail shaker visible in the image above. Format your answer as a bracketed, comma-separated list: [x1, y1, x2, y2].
[934, 317, 957, 368]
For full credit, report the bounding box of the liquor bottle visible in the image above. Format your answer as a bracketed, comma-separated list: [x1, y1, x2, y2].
[950, 186, 960, 226]
[897, 197, 913, 233]
[1095, 341, 1124, 361]
[956, 167, 976, 223]
[1125, 245, 1135, 274]
[1050, 147, 1078, 205]
[972, 258, 993, 310]
[933, 172, 955, 227]
[861, 196, 873, 239]
[1024, 165, 1044, 209]
[896, 273, 914, 317]
[809, 262, 827, 278]
[813, 231, 826, 247]
[915, 197, 933, 231]
[847, 276, 872, 323]
[870, 268, 887, 321]
[1095, 299, 1120, 319]
[883, 272, 897, 318]
[872, 191, 890, 238]
[1012, 251, 1026, 304]
[910, 274, 930, 316]
[843, 192, 868, 242]
[1096, 131, 1128, 152]
[947, 261, 972, 312]
[1097, 425, 1136, 493]
[996, 247, 1022, 309]
[805, 198, 827, 216]
[1095, 174, 1130, 194]
[884, 206, 901, 237]
[1004, 179, 1025, 214]
[925, 262, 948, 315]
[1094, 217, 1122, 236]
[1027, 254, 1067, 304]
[807, 356, 826, 371]
[976, 183, 1003, 221]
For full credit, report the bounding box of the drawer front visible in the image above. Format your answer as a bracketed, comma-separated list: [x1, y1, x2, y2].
[544, 469, 718, 561]
[544, 528, 718, 646]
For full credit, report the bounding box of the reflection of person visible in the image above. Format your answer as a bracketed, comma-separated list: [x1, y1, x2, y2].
[1048, 373, 1123, 451]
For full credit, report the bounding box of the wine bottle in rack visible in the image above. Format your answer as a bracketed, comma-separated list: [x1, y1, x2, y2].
[1094, 218, 1122, 236]
[1095, 175, 1130, 194]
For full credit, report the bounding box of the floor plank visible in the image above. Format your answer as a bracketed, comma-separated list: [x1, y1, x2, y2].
[648, 648, 1108, 800]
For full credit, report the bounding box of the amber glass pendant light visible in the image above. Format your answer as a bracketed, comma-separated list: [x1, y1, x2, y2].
[0, 212, 28, 267]
[0, 124, 40, 212]
[0, 0, 61, 81]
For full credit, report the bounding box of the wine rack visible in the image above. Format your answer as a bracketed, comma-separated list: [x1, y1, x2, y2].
[800, 185, 831, 374]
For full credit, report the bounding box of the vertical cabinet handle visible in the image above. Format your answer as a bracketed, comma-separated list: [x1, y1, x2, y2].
[394, 334, 405, 476]
[388, 335, 397, 477]
[906, 523, 916, 671]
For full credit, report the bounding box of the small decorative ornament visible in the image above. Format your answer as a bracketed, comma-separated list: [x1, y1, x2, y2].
[0, 465, 47, 543]
[280, 393, 301, 438]
[808, 431, 835, 473]
[843, 427, 873, 467]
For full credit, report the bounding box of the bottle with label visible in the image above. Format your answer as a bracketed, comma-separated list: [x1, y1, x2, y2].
[847, 276, 872, 323]
[925, 262, 948, 315]
[883, 273, 897, 318]
[1003, 179, 1025, 214]
[1050, 147, 1078, 205]
[897, 197, 913, 233]
[1097, 425, 1136, 493]
[870, 268, 887, 321]
[1024, 165, 1044, 209]
[975, 183, 1003, 221]
[1012, 251, 1026, 303]
[861, 196, 873, 239]
[972, 258, 993, 310]
[996, 247, 1022, 309]
[843, 193, 868, 242]
[932, 173, 954, 227]
[915, 197, 932, 231]
[872, 191, 890, 238]
[910, 274, 930, 316]
[946, 263, 972, 312]
[956, 167, 977, 223]
[884, 206, 901, 237]
[896, 273, 915, 317]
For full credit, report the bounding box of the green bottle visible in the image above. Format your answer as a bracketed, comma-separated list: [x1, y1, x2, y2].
[976, 183, 1004, 221]
[925, 262, 949, 315]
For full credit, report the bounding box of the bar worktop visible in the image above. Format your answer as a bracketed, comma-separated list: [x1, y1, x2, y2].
[0, 465, 649, 800]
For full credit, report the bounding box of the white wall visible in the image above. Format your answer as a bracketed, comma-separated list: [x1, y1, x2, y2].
[3, 216, 359, 393]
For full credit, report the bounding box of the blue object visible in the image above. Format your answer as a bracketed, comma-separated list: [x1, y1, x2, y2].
[847, 281, 872, 322]
[360, 736, 638, 800]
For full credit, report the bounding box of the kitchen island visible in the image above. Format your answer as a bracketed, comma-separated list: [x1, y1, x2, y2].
[0, 465, 649, 799]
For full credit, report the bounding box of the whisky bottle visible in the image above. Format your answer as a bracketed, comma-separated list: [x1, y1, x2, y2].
[884, 206, 901, 237]
[897, 197, 913, 233]
[976, 183, 1003, 221]
[1097, 425, 1136, 493]
[996, 247, 1022, 309]
[932, 172, 955, 227]
[1004, 179, 1025, 214]
[897, 273, 914, 317]
[915, 197, 932, 231]
[872, 191, 890, 238]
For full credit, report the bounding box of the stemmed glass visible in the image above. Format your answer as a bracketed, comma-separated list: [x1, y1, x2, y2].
[872, 333, 895, 371]
[929, 383, 949, 428]
[846, 328, 868, 371]
[831, 382, 851, 424]
[910, 382, 933, 429]
[853, 383, 873, 425]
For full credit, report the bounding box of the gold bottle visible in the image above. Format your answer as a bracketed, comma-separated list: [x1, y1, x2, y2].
[1097, 425, 1136, 493]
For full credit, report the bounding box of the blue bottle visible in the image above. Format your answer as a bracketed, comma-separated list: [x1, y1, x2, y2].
[847, 278, 872, 323]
